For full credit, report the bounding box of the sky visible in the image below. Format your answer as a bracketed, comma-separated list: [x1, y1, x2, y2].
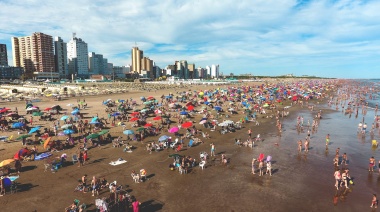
[1, 0, 380, 79]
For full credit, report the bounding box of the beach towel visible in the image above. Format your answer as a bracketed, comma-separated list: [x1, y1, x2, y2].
[34, 152, 53, 161]
[109, 158, 127, 166]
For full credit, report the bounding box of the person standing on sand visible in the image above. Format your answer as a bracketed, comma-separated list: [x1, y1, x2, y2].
[258, 160, 264, 176]
[248, 128, 252, 138]
[304, 139, 309, 152]
[325, 134, 330, 148]
[210, 143, 215, 157]
[251, 158, 256, 174]
[132, 198, 141, 212]
[369, 156, 375, 172]
[298, 140, 302, 152]
[334, 169, 341, 190]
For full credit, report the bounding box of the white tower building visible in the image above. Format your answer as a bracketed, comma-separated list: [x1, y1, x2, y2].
[67, 34, 89, 78]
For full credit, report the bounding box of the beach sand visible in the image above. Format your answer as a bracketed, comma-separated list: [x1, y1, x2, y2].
[0, 81, 379, 212]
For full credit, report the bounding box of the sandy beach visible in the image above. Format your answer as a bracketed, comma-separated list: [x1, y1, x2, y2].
[0, 80, 379, 212]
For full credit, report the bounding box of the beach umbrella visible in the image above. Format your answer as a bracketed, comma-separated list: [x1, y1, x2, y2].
[187, 105, 194, 111]
[12, 122, 25, 128]
[0, 108, 11, 113]
[143, 101, 152, 105]
[63, 129, 75, 135]
[71, 110, 80, 115]
[147, 96, 155, 100]
[60, 115, 69, 120]
[144, 123, 153, 128]
[86, 133, 100, 139]
[123, 130, 134, 135]
[91, 117, 99, 122]
[28, 126, 41, 134]
[44, 107, 52, 111]
[169, 127, 179, 133]
[153, 116, 161, 120]
[159, 135, 169, 142]
[16, 134, 31, 140]
[6, 112, 17, 117]
[32, 111, 44, 116]
[0, 159, 15, 167]
[180, 111, 188, 115]
[44, 137, 52, 149]
[136, 127, 145, 132]
[131, 112, 140, 116]
[130, 117, 139, 122]
[214, 106, 222, 111]
[98, 129, 109, 135]
[25, 104, 33, 109]
[140, 109, 149, 113]
[111, 112, 121, 117]
[61, 124, 72, 129]
[266, 155, 272, 162]
[182, 122, 193, 128]
[26, 107, 38, 111]
[89, 121, 99, 125]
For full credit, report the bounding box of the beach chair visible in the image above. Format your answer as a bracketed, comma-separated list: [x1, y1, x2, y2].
[72, 154, 78, 164]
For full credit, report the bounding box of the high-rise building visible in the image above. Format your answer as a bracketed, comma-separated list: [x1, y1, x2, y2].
[88, 52, 104, 75]
[188, 63, 195, 79]
[67, 35, 89, 78]
[205, 66, 211, 79]
[131, 47, 143, 74]
[211, 64, 219, 78]
[11, 32, 55, 76]
[54, 37, 68, 78]
[0, 44, 8, 66]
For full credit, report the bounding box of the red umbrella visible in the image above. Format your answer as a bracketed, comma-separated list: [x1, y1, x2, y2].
[187, 105, 194, 111]
[130, 117, 139, 122]
[153, 116, 162, 120]
[144, 123, 153, 128]
[131, 112, 140, 116]
[6, 112, 17, 116]
[147, 96, 155, 100]
[44, 107, 52, 111]
[182, 121, 193, 128]
[0, 108, 11, 113]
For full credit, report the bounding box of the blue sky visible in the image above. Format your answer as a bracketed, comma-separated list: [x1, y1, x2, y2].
[1, 0, 380, 79]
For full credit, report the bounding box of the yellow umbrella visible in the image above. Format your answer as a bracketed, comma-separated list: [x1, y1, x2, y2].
[44, 137, 52, 149]
[0, 159, 15, 167]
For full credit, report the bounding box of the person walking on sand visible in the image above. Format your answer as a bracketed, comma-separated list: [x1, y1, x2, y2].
[248, 128, 252, 138]
[298, 140, 302, 152]
[132, 198, 141, 212]
[341, 169, 350, 189]
[341, 153, 348, 167]
[370, 194, 377, 208]
[210, 143, 215, 157]
[334, 169, 342, 190]
[266, 161, 272, 176]
[369, 156, 375, 172]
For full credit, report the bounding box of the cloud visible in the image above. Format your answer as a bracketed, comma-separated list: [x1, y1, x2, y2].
[0, 0, 380, 78]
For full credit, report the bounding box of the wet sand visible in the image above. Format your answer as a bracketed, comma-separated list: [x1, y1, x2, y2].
[0, 81, 379, 212]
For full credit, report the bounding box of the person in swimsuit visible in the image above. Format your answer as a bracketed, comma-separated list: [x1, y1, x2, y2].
[370, 194, 377, 208]
[298, 140, 302, 152]
[210, 143, 215, 157]
[325, 134, 330, 147]
[334, 169, 341, 190]
[369, 156, 375, 172]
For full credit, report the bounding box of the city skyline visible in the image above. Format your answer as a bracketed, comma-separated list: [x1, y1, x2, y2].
[1, 0, 380, 79]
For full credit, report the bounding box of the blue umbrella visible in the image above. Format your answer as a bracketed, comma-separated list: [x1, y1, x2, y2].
[123, 130, 134, 135]
[28, 126, 41, 134]
[91, 117, 98, 122]
[158, 135, 169, 142]
[63, 129, 74, 135]
[71, 110, 80, 115]
[118, 99, 125, 103]
[204, 101, 210, 105]
[165, 96, 172, 99]
[111, 112, 121, 117]
[180, 111, 188, 115]
[12, 122, 24, 128]
[214, 106, 222, 111]
[60, 115, 69, 120]
[89, 121, 99, 124]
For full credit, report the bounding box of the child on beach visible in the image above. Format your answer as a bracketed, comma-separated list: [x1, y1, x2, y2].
[369, 156, 375, 172]
[325, 134, 330, 147]
[370, 194, 377, 208]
